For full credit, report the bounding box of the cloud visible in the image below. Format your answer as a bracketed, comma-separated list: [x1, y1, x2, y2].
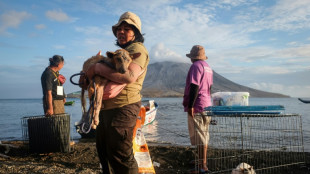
[269, 0, 310, 30]
[1, 0, 309, 99]
[207, 44, 310, 76]
[102, 0, 180, 13]
[53, 45, 66, 49]
[128, 0, 310, 80]
[278, 44, 310, 60]
[75, 26, 104, 35]
[250, 82, 283, 91]
[137, 1, 257, 57]
[249, 82, 310, 97]
[0, 41, 33, 49]
[0, 10, 31, 35]
[35, 24, 46, 30]
[249, 66, 292, 74]
[236, 0, 310, 32]
[45, 9, 72, 22]
[84, 38, 103, 46]
[149, 43, 184, 63]
[249, 82, 285, 95]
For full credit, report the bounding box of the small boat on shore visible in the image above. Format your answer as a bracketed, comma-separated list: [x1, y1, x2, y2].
[75, 100, 158, 139]
[64, 101, 75, 106]
[298, 98, 310, 104]
[141, 100, 158, 126]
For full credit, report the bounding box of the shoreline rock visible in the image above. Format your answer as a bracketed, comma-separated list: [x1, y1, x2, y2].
[0, 141, 309, 174]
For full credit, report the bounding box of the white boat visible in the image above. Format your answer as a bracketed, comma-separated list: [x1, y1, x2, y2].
[141, 100, 158, 126]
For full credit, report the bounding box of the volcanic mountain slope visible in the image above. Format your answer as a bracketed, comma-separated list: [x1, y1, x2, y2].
[141, 61, 289, 98]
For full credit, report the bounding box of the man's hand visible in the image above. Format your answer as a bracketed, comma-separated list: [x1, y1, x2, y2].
[45, 108, 53, 117]
[58, 74, 66, 84]
[188, 107, 194, 118]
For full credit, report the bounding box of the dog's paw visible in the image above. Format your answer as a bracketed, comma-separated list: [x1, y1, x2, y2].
[91, 124, 97, 129]
[93, 118, 100, 126]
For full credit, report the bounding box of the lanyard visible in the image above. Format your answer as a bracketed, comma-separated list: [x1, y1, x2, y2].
[50, 68, 60, 86]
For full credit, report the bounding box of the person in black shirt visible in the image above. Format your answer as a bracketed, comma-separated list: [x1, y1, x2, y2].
[41, 55, 66, 116]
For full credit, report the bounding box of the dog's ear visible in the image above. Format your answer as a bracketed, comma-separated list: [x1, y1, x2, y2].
[106, 51, 115, 59]
[130, 52, 141, 59]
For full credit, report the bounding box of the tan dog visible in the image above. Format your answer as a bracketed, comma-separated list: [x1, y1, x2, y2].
[79, 49, 140, 131]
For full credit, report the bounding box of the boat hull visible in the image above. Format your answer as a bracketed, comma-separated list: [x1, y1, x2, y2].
[143, 106, 157, 125]
[64, 101, 75, 106]
[298, 98, 310, 104]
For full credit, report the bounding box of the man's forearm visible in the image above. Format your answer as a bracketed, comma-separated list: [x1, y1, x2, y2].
[188, 83, 199, 108]
[47, 91, 53, 109]
[95, 63, 142, 84]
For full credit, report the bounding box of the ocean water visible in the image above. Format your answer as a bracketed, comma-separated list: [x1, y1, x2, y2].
[0, 97, 309, 152]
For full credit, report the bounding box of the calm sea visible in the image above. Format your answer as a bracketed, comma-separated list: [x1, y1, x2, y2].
[0, 97, 309, 152]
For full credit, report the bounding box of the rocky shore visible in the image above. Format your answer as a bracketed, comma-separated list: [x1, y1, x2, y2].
[1, 140, 309, 174]
[0, 140, 195, 174]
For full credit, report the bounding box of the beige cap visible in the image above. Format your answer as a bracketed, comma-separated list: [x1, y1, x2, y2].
[112, 11, 142, 37]
[186, 45, 207, 60]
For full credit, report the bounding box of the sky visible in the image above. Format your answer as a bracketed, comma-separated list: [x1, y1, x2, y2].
[0, 0, 309, 99]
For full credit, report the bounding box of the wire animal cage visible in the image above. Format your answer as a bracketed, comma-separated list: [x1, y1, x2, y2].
[193, 113, 305, 174]
[21, 113, 71, 153]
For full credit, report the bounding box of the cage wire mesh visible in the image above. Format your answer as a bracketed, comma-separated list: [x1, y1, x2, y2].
[194, 113, 305, 174]
[21, 113, 71, 153]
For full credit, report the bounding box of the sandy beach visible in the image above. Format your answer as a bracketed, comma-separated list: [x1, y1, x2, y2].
[1, 140, 309, 174]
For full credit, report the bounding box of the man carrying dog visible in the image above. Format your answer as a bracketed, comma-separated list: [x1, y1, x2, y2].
[85, 11, 149, 174]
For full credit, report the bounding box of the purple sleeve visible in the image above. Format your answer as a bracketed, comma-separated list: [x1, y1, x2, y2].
[188, 63, 202, 86]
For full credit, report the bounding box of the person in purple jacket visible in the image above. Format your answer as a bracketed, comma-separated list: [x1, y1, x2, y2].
[183, 45, 213, 173]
